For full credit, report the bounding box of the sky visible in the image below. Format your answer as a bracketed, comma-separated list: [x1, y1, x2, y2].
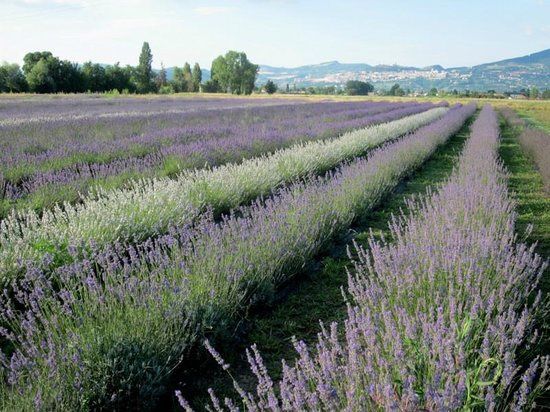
[0, 0, 548, 69]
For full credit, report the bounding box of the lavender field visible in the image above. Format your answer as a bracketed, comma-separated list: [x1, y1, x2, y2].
[0, 96, 438, 218]
[0, 96, 548, 411]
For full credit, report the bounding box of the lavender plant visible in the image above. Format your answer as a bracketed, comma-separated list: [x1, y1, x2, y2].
[0, 99, 430, 215]
[0, 106, 447, 279]
[0, 104, 475, 410]
[500, 108, 550, 194]
[196, 105, 549, 411]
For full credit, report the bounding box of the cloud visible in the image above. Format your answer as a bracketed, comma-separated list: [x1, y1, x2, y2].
[193, 6, 233, 16]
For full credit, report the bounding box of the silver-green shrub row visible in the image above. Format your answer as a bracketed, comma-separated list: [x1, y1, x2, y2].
[0, 107, 447, 279]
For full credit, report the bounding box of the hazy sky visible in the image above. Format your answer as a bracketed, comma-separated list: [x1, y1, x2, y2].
[0, 0, 548, 69]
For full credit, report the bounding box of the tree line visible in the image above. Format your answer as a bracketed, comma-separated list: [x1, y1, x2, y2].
[0, 42, 259, 95]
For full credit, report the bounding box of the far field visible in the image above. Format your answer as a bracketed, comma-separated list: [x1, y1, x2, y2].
[0, 93, 548, 411]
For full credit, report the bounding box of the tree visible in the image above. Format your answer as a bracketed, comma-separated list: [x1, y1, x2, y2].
[51, 59, 83, 93]
[264, 80, 277, 94]
[172, 67, 187, 92]
[529, 87, 539, 99]
[428, 87, 438, 96]
[345, 80, 374, 95]
[81, 62, 107, 92]
[136, 42, 153, 93]
[22, 51, 83, 93]
[156, 63, 167, 89]
[192, 63, 202, 92]
[183, 63, 193, 92]
[211, 55, 230, 93]
[202, 79, 220, 93]
[0, 63, 27, 92]
[26, 58, 56, 93]
[22, 51, 53, 75]
[388, 83, 405, 96]
[105, 63, 135, 93]
[211, 51, 258, 95]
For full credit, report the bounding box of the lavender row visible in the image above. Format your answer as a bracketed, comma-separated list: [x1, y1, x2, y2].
[500, 108, 550, 193]
[0, 95, 289, 125]
[0, 100, 413, 182]
[0, 102, 433, 205]
[201, 105, 549, 411]
[0, 107, 447, 279]
[0, 104, 475, 410]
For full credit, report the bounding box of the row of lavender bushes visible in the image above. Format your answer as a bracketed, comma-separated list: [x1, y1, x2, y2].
[0, 107, 447, 280]
[500, 108, 550, 194]
[0, 104, 475, 410]
[193, 105, 549, 411]
[0, 95, 282, 125]
[0, 101, 419, 197]
[0, 102, 433, 219]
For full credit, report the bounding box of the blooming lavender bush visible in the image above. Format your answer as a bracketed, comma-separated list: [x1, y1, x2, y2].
[500, 108, 550, 194]
[197, 105, 549, 411]
[0, 104, 474, 410]
[0, 99, 432, 216]
[0, 106, 447, 280]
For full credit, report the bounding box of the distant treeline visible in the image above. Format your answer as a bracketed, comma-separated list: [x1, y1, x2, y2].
[2, 42, 549, 98]
[279, 82, 550, 99]
[0, 42, 260, 95]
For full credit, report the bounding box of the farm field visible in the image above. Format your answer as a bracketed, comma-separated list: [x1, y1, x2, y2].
[0, 95, 548, 411]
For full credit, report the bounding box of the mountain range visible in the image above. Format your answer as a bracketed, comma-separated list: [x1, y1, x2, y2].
[166, 48, 549, 92]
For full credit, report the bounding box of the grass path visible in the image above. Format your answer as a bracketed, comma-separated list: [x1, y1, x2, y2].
[172, 113, 477, 410]
[498, 115, 550, 391]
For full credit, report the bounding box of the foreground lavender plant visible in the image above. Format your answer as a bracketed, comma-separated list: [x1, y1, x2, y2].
[0, 105, 474, 410]
[195, 105, 549, 410]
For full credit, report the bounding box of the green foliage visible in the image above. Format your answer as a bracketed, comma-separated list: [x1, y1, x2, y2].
[105, 63, 135, 93]
[388, 83, 405, 96]
[158, 84, 174, 94]
[171, 63, 197, 93]
[264, 79, 277, 94]
[156, 63, 167, 90]
[136, 42, 154, 93]
[22, 51, 53, 74]
[0, 62, 27, 92]
[211, 51, 258, 95]
[345, 80, 374, 95]
[183, 62, 193, 92]
[530, 87, 540, 99]
[201, 79, 220, 93]
[26, 58, 56, 93]
[192, 63, 202, 92]
[81, 62, 107, 92]
[22, 51, 83, 93]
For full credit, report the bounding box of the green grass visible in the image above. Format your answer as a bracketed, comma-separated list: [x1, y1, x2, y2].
[173, 112, 476, 410]
[499, 116, 550, 364]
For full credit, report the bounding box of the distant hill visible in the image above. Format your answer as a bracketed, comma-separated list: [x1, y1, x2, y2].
[160, 49, 549, 92]
[254, 49, 550, 92]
